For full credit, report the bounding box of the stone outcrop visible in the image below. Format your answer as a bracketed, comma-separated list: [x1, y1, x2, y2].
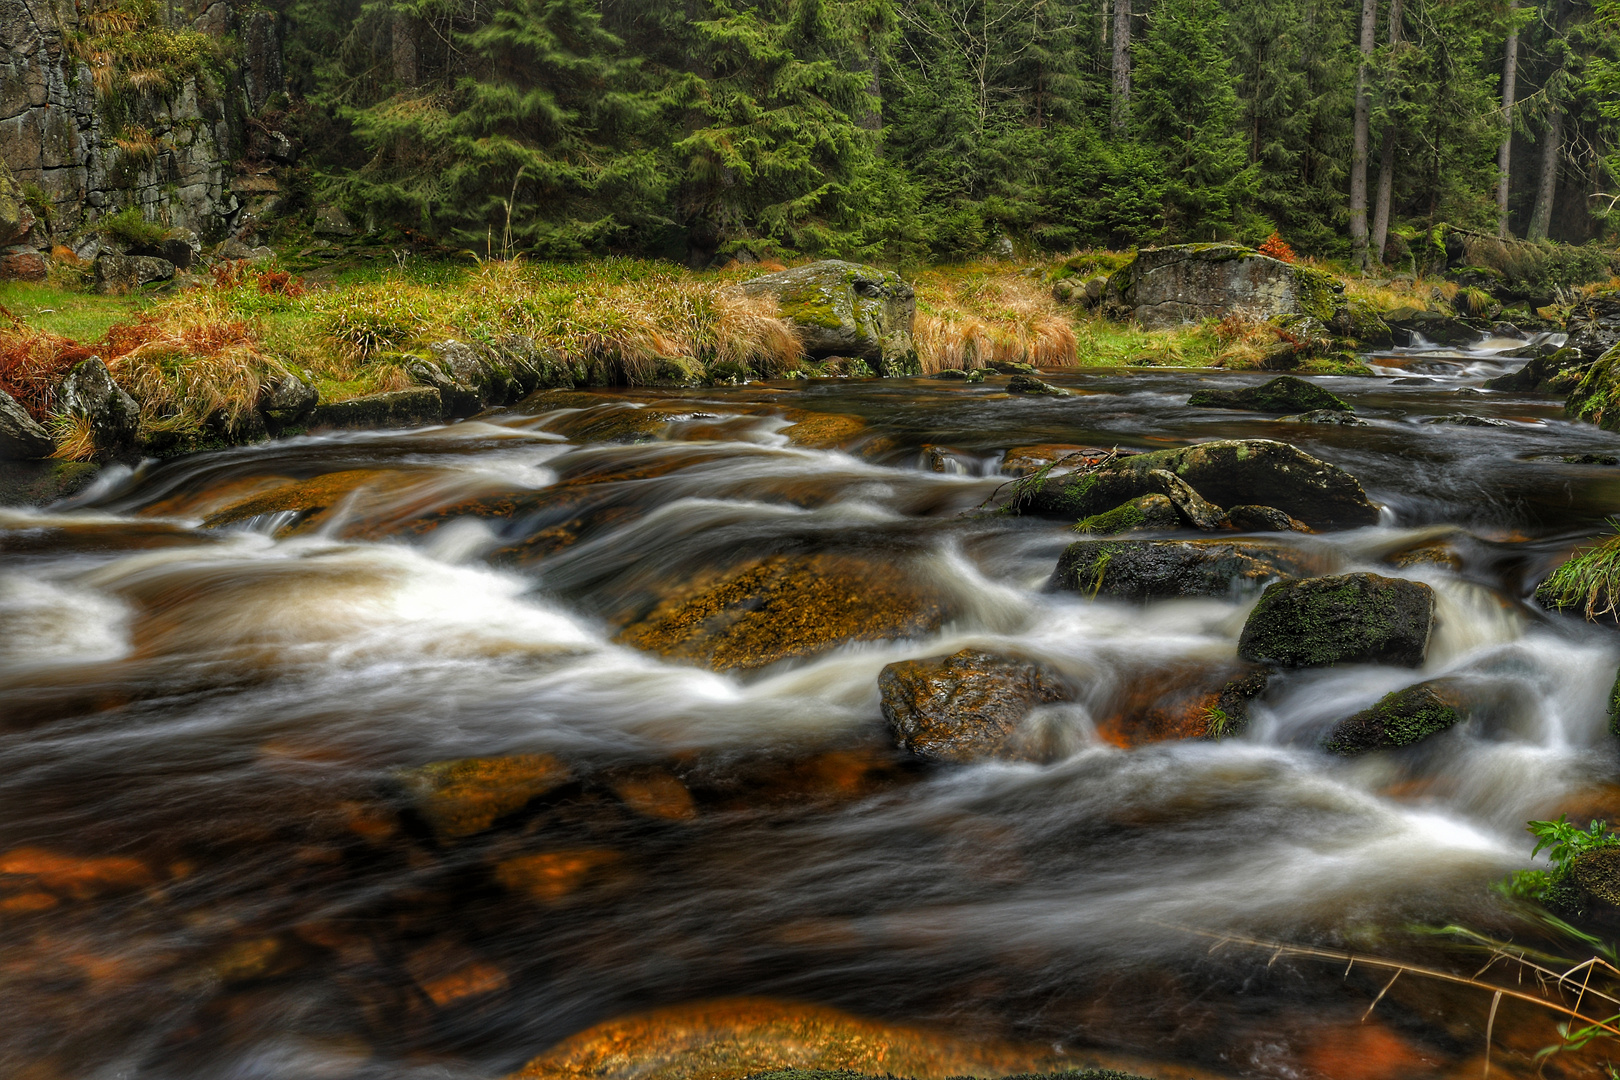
[879, 649, 1069, 762]
[1013, 438, 1380, 531]
[93, 253, 174, 293]
[309, 387, 443, 430]
[1050, 539, 1327, 602]
[0, 389, 53, 459]
[1238, 573, 1435, 668]
[1564, 289, 1620, 360]
[1187, 375, 1352, 414]
[56, 357, 138, 461]
[736, 261, 918, 373]
[1106, 244, 1342, 329]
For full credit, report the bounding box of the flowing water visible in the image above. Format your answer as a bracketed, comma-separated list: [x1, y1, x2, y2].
[5, 343, 1620, 1080]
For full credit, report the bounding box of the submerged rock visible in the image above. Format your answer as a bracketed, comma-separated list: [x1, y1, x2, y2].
[0, 390, 53, 460]
[1006, 374, 1070, 396]
[1050, 539, 1324, 602]
[737, 261, 917, 371]
[1238, 573, 1435, 668]
[56, 357, 139, 461]
[1013, 438, 1379, 530]
[1324, 681, 1467, 754]
[879, 649, 1069, 762]
[616, 554, 953, 671]
[1423, 414, 1512, 428]
[1275, 409, 1370, 426]
[401, 754, 570, 841]
[1187, 375, 1351, 414]
[1073, 494, 1181, 535]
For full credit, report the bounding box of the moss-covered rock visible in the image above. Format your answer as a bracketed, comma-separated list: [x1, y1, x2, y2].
[1204, 667, 1272, 739]
[1324, 681, 1467, 754]
[309, 387, 443, 430]
[1013, 439, 1379, 530]
[1484, 346, 1589, 394]
[879, 649, 1069, 762]
[1187, 376, 1351, 414]
[1328, 298, 1394, 347]
[1570, 846, 1620, 910]
[1105, 244, 1345, 329]
[0, 460, 99, 505]
[1050, 539, 1326, 602]
[738, 261, 917, 367]
[1238, 573, 1435, 668]
[1074, 494, 1181, 535]
[1275, 409, 1369, 426]
[1565, 343, 1620, 431]
[1006, 374, 1070, 396]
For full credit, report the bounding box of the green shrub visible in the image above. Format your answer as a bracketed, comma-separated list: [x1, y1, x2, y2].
[98, 206, 169, 247]
[1502, 815, 1620, 905]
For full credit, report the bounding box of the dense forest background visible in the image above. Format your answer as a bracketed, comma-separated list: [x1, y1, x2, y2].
[262, 0, 1620, 266]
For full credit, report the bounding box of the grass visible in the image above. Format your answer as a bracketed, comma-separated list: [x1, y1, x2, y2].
[0, 282, 146, 341]
[1535, 529, 1620, 620]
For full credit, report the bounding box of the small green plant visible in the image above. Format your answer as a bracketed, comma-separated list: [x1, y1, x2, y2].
[1456, 285, 1495, 317]
[1503, 814, 1620, 905]
[98, 206, 169, 248]
[1535, 524, 1620, 620]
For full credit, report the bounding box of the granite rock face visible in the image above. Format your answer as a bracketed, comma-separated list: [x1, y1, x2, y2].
[1106, 244, 1343, 329]
[56, 357, 138, 461]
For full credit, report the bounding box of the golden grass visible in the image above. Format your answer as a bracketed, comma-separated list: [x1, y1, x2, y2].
[48, 412, 97, 462]
[910, 262, 1079, 373]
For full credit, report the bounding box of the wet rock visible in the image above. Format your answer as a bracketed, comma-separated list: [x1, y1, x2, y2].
[609, 769, 697, 821]
[780, 412, 867, 449]
[1006, 374, 1069, 396]
[1238, 573, 1435, 668]
[932, 369, 970, 380]
[93, 253, 174, 294]
[1050, 539, 1325, 602]
[879, 649, 1069, 762]
[1149, 469, 1225, 530]
[1187, 375, 1351, 414]
[737, 261, 917, 370]
[0, 460, 99, 505]
[1561, 453, 1620, 466]
[1323, 680, 1468, 754]
[1385, 540, 1463, 571]
[1384, 307, 1479, 347]
[1485, 347, 1589, 394]
[0, 390, 54, 460]
[1106, 244, 1342, 329]
[494, 849, 622, 903]
[309, 387, 442, 430]
[503, 998, 1072, 1080]
[403, 941, 509, 1007]
[1226, 505, 1309, 533]
[1564, 289, 1620, 360]
[1276, 409, 1370, 426]
[56, 358, 138, 461]
[1569, 847, 1620, 910]
[200, 469, 393, 530]
[988, 361, 1039, 375]
[257, 373, 318, 428]
[0, 847, 154, 900]
[1000, 444, 1123, 477]
[401, 754, 570, 841]
[1073, 494, 1181, 535]
[1205, 668, 1271, 739]
[1423, 413, 1511, 428]
[616, 554, 953, 671]
[1015, 438, 1379, 530]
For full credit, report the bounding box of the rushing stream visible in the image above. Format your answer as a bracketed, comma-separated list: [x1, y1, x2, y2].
[5, 343, 1620, 1080]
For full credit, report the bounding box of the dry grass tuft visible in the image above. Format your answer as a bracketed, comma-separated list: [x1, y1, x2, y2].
[0, 311, 95, 419]
[48, 412, 97, 461]
[911, 263, 1079, 373]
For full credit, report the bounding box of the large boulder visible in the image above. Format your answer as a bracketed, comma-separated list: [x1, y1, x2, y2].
[1050, 539, 1327, 602]
[736, 261, 918, 373]
[257, 373, 318, 429]
[1106, 244, 1342, 329]
[1324, 680, 1467, 754]
[1013, 439, 1380, 531]
[1564, 289, 1620, 360]
[1238, 573, 1435, 668]
[93, 253, 175, 294]
[1485, 345, 1588, 394]
[1073, 494, 1182, 535]
[879, 649, 1069, 762]
[308, 387, 443, 430]
[56, 357, 139, 461]
[0, 390, 54, 460]
[1187, 375, 1352, 414]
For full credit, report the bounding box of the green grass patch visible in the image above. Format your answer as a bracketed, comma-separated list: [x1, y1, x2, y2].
[0, 282, 146, 341]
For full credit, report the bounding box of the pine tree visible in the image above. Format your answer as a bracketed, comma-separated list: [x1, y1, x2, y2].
[1131, 0, 1256, 235]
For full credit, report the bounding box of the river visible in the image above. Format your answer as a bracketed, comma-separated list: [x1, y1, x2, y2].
[3, 341, 1618, 1080]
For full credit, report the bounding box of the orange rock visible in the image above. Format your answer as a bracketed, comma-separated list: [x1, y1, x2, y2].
[1298, 1019, 1433, 1080]
[503, 997, 1070, 1080]
[137, 475, 299, 520]
[1093, 663, 1263, 748]
[0, 891, 58, 912]
[0, 848, 154, 899]
[494, 850, 620, 903]
[402, 754, 570, 841]
[611, 770, 697, 821]
[419, 961, 509, 1007]
[780, 411, 867, 449]
[198, 469, 402, 532]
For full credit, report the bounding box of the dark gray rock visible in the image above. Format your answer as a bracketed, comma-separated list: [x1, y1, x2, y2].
[309, 388, 443, 430]
[1484, 347, 1589, 394]
[1050, 539, 1327, 602]
[0, 461, 99, 505]
[1187, 375, 1351, 414]
[56, 357, 138, 460]
[1423, 414, 1512, 427]
[258, 373, 318, 428]
[879, 649, 1069, 762]
[1149, 469, 1225, 530]
[1324, 680, 1467, 754]
[94, 253, 174, 294]
[1013, 438, 1380, 531]
[1564, 290, 1620, 361]
[1276, 409, 1370, 426]
[1207, 667, 1272, 738]
[1006, 374, 1069, 396]
[1105, 244, 1342, 329]
[736, 261, 917, 370]
[0, 390, 53, 460]
[1238, 573, 1435, 668]
[1226, 505, 1310, 533]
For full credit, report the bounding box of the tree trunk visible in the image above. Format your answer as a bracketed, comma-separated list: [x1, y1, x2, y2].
[1497, 3, 1519, 237]
[1112, 0, 1131, 137]
[1372, 0, 1405, 264]
[1528, 106, 1563, 241]
[391, 12, 418, 88]
[1349, 0, 1378, 270]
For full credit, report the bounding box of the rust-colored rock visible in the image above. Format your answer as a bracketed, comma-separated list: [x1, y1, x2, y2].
[0, 848, 154, 899]
[780, 411, 867, 449]
[1094, 663, 1268, 748]
[401, 754, 570, 841]
[1000, 444, 1122, 477]
[617, 554, 953, 671]
[504, 998, 1070, 1080]
[610, 769, 697, 821]
[879, 649, 1069, 762]
[199, 469, 397, 531]
[494, 849, 621, 903]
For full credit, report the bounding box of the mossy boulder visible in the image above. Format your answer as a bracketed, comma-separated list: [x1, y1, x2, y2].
[309, 387, 443, 431]
[1570, 847, 1620, 910]
[737, 261, 917, 368]
[1187, 376, 1351, 414]
[1238, 573, 1435, 668]
[1324, 680, 1467, 754]
[1105, 244, 1344, 329]
[56, 357, 139, 462]
[616, 554, 954, 671]
[1013, 439, 1379, 531]
[1226, 505, 1309, 533]
[1484, 346, 1589, 394]
[1328, 298, 1394, 347]
[1383, 308, 1478, 347]
[1050, 539, 1326, 602]
[0, 460, 100, 505]
[1006, 374, 1070, 396]
[1565, 343, 1620, 431]
[879, 649, 1069, 762]
[1074, 494, 1181, 535]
